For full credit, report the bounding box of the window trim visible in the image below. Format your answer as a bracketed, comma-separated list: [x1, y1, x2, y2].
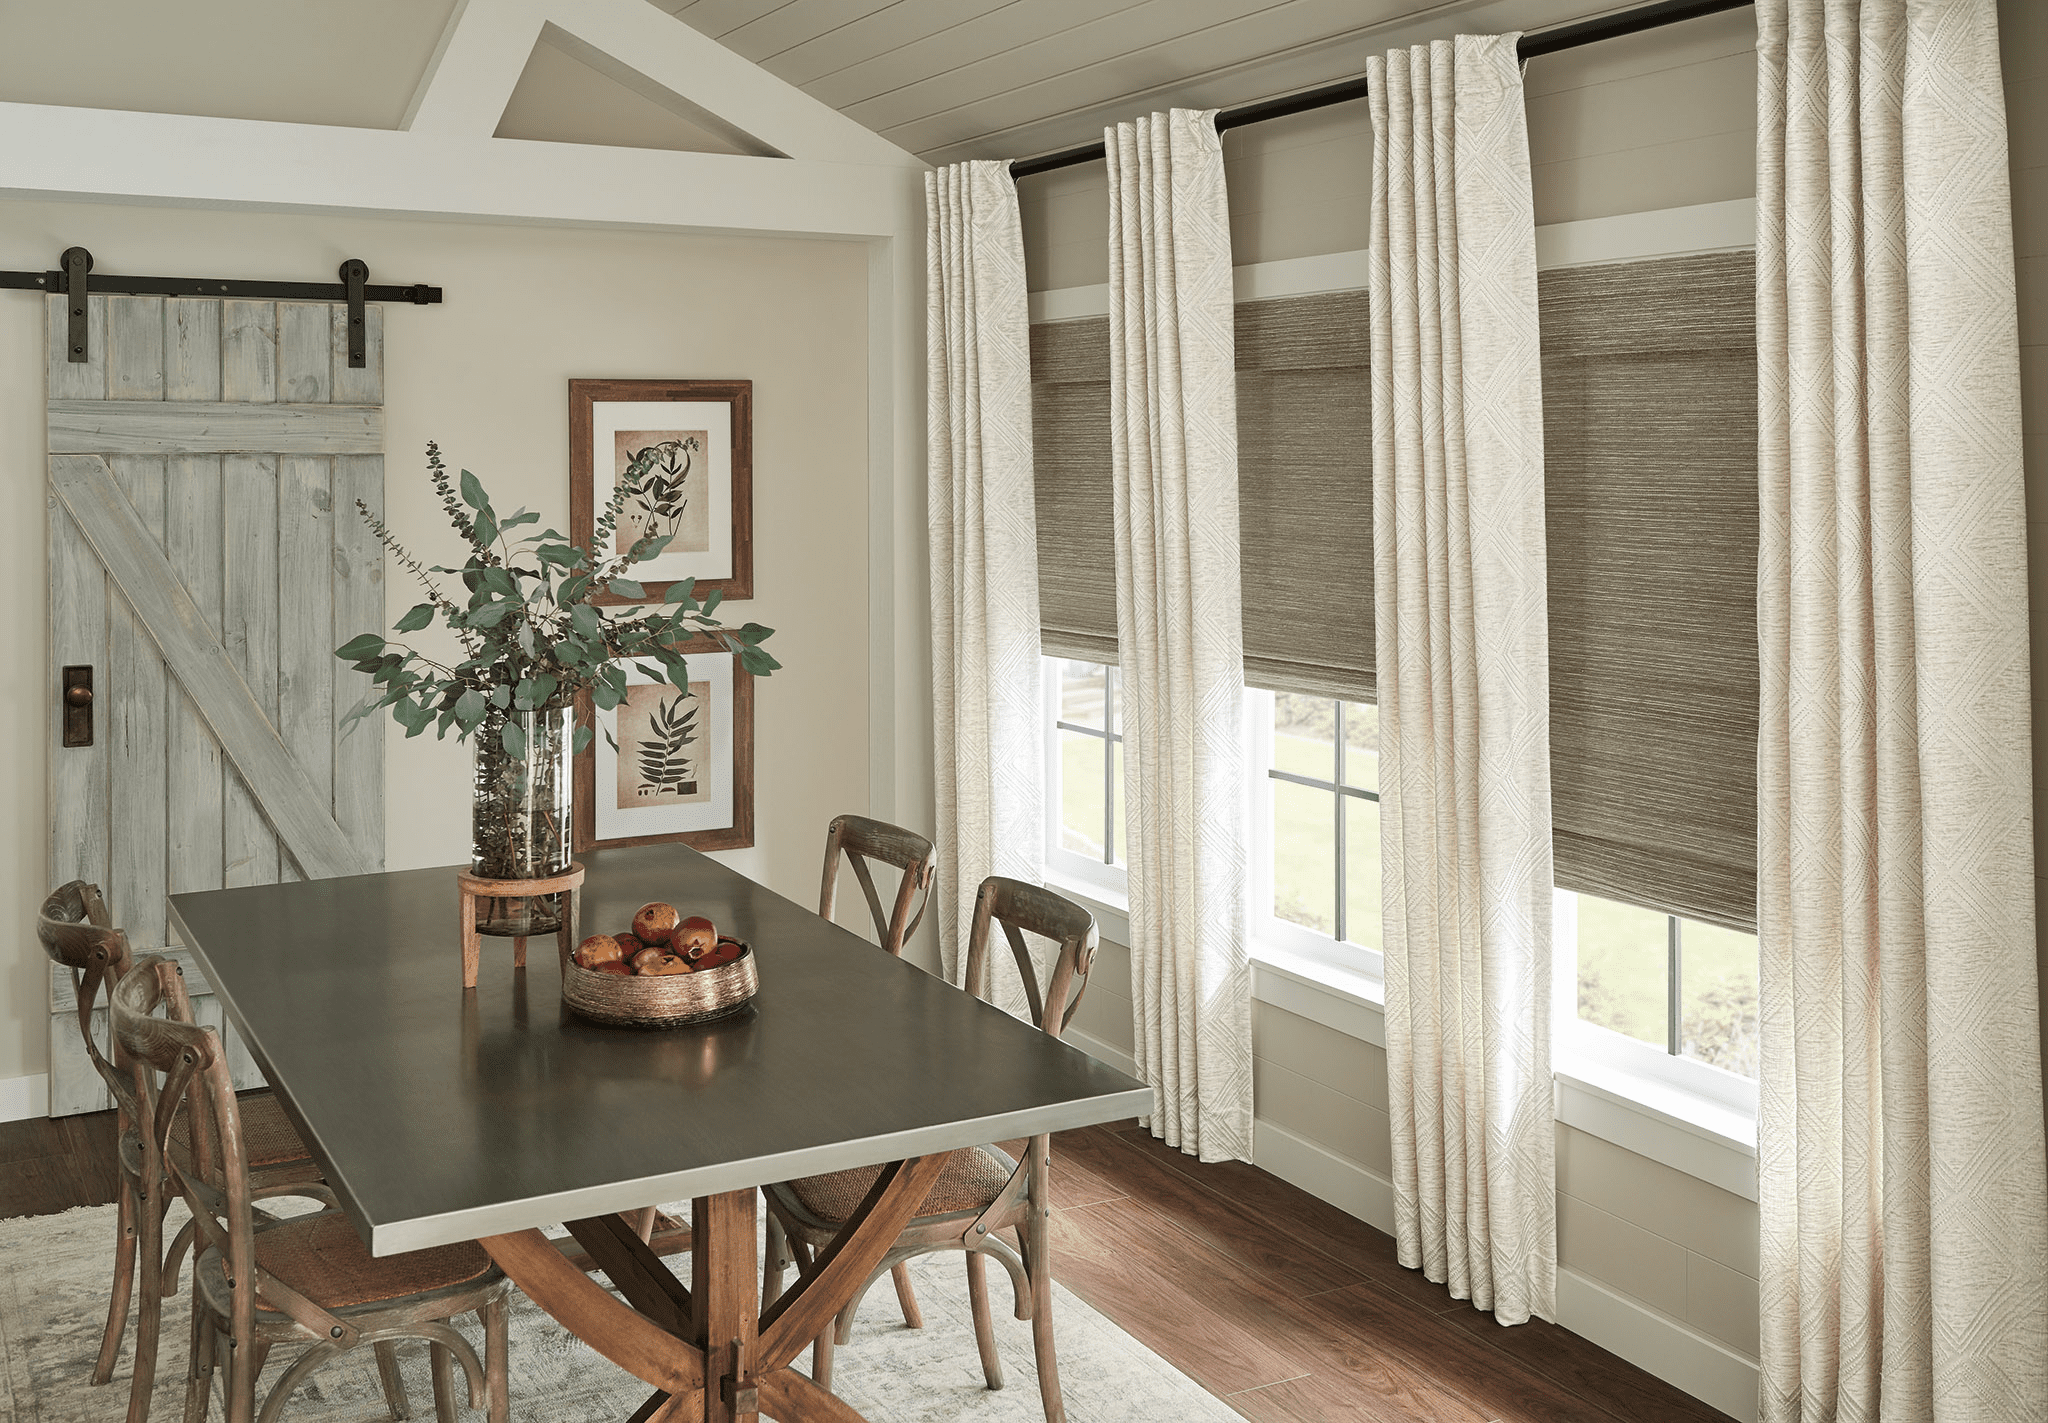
[1042, 660, 1129, 900]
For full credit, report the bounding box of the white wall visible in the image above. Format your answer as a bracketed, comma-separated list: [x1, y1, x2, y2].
[0, 199, 875, 1083]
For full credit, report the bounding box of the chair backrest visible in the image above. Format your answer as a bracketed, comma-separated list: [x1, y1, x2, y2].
[37, 880, 132, 1100]
[818, 814, 937, 957]
[962, 877, 1098, 1039]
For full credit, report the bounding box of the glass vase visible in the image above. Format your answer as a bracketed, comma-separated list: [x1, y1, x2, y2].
[471, 702, 574, 937]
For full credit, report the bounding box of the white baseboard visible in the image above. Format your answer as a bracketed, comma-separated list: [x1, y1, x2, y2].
[0, 1074, 49, 1122]
[1249, 1115, 1758, 1423]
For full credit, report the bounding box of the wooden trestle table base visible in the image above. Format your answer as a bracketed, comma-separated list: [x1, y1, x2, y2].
[485, 1157, 947, 1422]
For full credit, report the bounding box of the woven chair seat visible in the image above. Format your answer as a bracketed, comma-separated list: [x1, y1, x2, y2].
[790, 1146, 1016, 1225]
[179, 1092, 311, 1169]
[204, 1212, 496, 1312]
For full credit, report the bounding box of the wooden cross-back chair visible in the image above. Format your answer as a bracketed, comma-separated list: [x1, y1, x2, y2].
[38, 881, 329, 1423]
[763, 875, 1097, 1423]
[818, 813, 937, 957]
[110, 956, 513, 1423]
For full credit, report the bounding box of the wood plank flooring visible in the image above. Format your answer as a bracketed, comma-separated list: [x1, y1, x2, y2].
[0, 1108, 1733, 1422]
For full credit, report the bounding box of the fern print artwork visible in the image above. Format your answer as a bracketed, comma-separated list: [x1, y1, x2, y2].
[616, 681, 713, 807]
[614, 429, 710, 556]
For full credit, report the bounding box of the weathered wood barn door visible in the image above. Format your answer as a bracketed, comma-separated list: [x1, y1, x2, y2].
[47, 294, 385, 1113]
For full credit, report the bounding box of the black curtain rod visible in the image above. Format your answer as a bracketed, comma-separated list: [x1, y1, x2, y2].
[1008, 0, 1754, 179]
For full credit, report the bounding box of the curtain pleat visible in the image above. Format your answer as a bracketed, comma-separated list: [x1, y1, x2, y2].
[926, 162, 1046, 1010]
[1369, 34, 1556, 1326]
[1105, 109, 1254, 1163]
[1755, 1, 2046, 1418]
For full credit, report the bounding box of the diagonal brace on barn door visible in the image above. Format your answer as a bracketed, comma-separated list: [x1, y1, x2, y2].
[49, 455, 372, 882]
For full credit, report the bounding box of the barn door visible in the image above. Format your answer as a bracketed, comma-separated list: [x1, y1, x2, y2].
[46, 294, 385, 1114]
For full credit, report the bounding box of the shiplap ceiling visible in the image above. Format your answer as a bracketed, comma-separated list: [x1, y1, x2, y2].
[652, 0, 1638, 165]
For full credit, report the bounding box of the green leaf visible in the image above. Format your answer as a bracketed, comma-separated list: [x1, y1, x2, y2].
[740, 646, 779, 676]
[559, 574, 591, 604]
[473, 508, 499, 549]
[501, 719, 527, 760]
[701, 589, 724, 616]
[663, 577, 698, 607]
[468, 601, 515, 628]
[454, 689, 487, 728]
[459, 469, 488, 511]
[609, 578, 646, 601]
[513, 677, 538, 711]
[480, 566, 517, 597]
[573, 725, 594, 755]
[336, 633, 386, 660]
[592, 681, 622, 712]
[570, 603, 602, 639]
[530, 672, 559, 705]
[394, 603, 436, 633]
[736, 621, 774, 646]
[489, 684, 511, 708]
[501, 510, 540, 529]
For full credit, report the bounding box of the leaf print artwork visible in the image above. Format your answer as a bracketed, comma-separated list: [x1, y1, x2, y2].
[615, 429, 711, 556]
[616, 681, 713, 808]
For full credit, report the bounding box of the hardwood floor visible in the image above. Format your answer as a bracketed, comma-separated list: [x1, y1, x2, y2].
[0, 1108, 1732, 1422]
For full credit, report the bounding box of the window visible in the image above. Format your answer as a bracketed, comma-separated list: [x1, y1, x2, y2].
[1043, 658, 1127, 895]
[1565, 889, 1759, 1080]
[1252, 690, 1383, 964]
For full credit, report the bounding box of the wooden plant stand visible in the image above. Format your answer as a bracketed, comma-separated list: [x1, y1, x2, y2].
[456, 863, 585, 989]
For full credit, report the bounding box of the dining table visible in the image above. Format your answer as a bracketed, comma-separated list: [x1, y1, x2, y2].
[167, 841, 1153, 1423]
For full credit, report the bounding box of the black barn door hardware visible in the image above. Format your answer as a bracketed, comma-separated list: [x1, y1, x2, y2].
[0, 247, 442, 366]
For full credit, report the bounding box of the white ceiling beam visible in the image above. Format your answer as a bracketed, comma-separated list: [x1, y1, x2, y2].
[403, 0, 548, 137]
[0, 101, 919, 240]
[401, 0, 920, 169]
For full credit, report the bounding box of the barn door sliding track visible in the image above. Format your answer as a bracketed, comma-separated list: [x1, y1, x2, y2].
[0, 247, 442, 367]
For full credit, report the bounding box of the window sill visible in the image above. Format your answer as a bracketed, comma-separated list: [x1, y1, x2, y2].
[1044, 868, 1755, 1200]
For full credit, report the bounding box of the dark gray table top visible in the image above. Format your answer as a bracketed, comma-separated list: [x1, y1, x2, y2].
[167, 844, 1152, 1255]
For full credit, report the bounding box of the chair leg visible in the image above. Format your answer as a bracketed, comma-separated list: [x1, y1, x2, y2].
[834, 1298, 857, 1346]
[626, 1206, 658, 1244]
[93, 1178, 139, 1385]
[181, 1311, 216, 1423]
[373, 1340, 411, 1420]
[891, 1262, 923, 1329]
[811, 1327, 834, 1391]
[484, 1299, 511, 1423]
[763, 1215, 786, 1308]
[226, 1338, 267, 1423]
[965, 1251, 1004, 1391]
[430, 1343, 458, 1423]
[1026, 1203, 1063, 1423]
[126, 1183, 167, 1423]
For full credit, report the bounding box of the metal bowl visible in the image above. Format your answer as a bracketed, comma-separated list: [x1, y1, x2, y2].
[561, 937, 758, 1029]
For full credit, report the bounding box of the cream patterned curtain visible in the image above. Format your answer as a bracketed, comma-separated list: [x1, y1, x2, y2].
[1756, 1, 2046, 1417]
[1105, 110, 1253, 1163]
[927, 161, 1045, 1002]
[1368, 35, 1556, 1326]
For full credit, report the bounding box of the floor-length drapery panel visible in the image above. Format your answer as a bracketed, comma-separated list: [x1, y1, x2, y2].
[1368, 34, 1556, 1326]
[927, 161, 1045, 1008]
[1756, 2, 2046, 1418]
[1105, 109, 1253, 1163]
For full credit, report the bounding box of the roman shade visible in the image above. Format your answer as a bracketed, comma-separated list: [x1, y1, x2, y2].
[1030, 289, 1373, 702]
[1539, 250, 1759, 934]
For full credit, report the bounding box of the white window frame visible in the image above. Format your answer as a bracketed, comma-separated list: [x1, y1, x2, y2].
[1041, 658, 1130, 902]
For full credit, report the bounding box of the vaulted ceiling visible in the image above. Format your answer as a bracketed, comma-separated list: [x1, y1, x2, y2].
[0, 0, 1635, 165]
[653, 0, 1636, 165]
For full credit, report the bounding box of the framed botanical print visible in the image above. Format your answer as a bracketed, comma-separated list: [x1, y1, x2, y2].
[574, 638, 755, 852]
[570, 378, 753, 604]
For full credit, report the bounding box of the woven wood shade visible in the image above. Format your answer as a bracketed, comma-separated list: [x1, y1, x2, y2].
[1539, 251, 1759, 933]
[1029, 290, 1373, 699]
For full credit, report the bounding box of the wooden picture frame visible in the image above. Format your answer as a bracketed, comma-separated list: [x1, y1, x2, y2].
[574, 637, 755, 853]
[570, 378, 753, 604]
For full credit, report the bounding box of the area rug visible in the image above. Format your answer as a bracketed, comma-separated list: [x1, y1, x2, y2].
[0, 1201, 1238, 1421]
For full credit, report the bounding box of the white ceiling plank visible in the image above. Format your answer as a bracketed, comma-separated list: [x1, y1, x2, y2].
[843, 0, 1390, 138]
[680, 0, 812, 43]
[540, 0, 922, 165]
[405, 0, 551, 135]
[902, 0, 1604, 162]
[805, 0, 1165, 112]
[718, 0, 907, 63]
[762, 0, 1030, 90]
